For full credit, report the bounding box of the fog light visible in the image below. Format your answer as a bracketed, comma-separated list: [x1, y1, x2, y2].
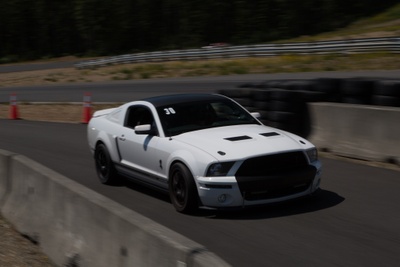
[218, 194, 227, 203]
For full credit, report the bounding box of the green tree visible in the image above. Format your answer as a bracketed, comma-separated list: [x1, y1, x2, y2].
[0, 0, 399, 61]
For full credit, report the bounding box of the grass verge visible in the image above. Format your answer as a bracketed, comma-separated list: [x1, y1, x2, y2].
[2, 52, 400, 88]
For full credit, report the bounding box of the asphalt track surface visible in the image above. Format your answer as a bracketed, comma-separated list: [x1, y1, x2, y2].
[1, 72, 400, 266]
[1, 122, 400, 266]
[2, 70, 400, 103]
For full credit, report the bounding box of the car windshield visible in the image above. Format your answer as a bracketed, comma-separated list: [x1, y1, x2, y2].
[157, 98, 260, 136]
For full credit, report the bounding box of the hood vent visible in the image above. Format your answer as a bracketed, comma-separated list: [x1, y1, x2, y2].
[224, 135, 252, 141]
[260, 132, 280, 137]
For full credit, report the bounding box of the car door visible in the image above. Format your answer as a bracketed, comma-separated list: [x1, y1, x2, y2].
[117, 105, 164, 185]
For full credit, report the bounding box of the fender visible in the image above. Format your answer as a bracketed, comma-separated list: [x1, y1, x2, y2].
[96, 130, 121, 162]
[166, 148, 217, 179]
[88, 115, 122, 163]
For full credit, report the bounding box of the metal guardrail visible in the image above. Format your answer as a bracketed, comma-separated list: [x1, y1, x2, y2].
[75, 36, 400, 69]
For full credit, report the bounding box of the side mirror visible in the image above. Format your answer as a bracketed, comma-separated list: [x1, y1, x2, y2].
[251, 112, 261, 119]
[134, 124, 156, 135]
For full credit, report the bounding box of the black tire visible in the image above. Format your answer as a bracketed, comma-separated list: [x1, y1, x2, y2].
[237, 83, 258, 88]
[232, 97, 253, 107]
[372, 95, 400, 107]
[94, 143, 119, 185]
[265, 80, 286, 89]
[298, 90, 326, 102]
[252, 89, 271, 101]
[267, 121, 299, 133]
[268, 100, 303, 112]
[313, 78, 342, 93]
[312, 78, 342, 102]
[253, 100, 270, 110]
[341, 78, 375, 95]
[284, 80, 315, 91]
[267, 111, 297, 122]
[341, 96, 369, 105]
[169, 163, 199, 213]
[218, 88, 252, 98]
[269, 89, 302, 101]
[374, 80, 400, 97]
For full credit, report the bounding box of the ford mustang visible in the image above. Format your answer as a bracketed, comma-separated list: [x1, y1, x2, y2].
[87, 93, 322, 213]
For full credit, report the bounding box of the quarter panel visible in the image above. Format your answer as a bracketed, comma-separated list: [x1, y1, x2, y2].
[88, 116, 123, 162]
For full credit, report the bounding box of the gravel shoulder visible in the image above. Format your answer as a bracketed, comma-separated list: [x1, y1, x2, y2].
[0, 103, 118, 123]
[0, 215, 55, 267]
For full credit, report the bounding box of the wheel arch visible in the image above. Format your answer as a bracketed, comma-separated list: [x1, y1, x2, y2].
[168, 158, 203, 211]
[93, 131, 120, 162]
[166, 149, 211, 180]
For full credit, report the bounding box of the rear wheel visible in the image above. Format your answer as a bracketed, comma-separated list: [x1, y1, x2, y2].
[94, 143, 118, 185]
[169, 163, 198, 213]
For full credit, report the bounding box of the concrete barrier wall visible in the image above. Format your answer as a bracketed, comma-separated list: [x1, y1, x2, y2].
[0, 149, 14, 207]
[309, 103, 400, 164]
[0, 151, 230, 267]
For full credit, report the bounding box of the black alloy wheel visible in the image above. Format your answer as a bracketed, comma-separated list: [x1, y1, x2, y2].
[95, 143, 118, 185]
[169, 163, 198, 213]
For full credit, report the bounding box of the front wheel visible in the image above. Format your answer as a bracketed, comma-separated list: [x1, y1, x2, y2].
[169, 163, 198, 213]
[94, 143, 119, 185]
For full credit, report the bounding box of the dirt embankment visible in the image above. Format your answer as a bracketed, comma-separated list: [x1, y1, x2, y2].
[0, 103, 118, 123]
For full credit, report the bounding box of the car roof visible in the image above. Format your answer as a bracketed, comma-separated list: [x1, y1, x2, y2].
[142, 93, 227, 108]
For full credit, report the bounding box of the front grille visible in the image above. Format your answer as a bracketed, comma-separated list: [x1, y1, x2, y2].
[235, 152, 316, 200]
[236, 151, 308, 176]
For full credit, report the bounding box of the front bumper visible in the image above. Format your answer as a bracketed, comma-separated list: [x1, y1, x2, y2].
[196, 161, 322, 208]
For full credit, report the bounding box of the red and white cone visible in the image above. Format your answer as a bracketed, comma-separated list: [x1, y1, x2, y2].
[82, 92, 92, 124]
[9, 93, 19, 120]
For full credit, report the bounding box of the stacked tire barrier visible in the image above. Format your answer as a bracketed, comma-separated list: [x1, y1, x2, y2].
[219, 76, 400, 138]
[372, 80, 400, 107]
[341, 78, 375, 104]
[221, 79, 328, 138]
[253, 88, 310, 137]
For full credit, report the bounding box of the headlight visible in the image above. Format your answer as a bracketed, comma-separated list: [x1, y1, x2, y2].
[206, 162, 234, 177]
[306, 148, 318, 163]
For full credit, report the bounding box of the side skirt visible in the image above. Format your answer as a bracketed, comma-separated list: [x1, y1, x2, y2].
[115, 163, 168, 192]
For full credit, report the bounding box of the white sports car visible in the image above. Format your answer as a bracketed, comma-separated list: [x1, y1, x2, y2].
[88, 93, 321, 213]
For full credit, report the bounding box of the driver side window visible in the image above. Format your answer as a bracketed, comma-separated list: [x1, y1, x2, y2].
[125, 106, 154, 129]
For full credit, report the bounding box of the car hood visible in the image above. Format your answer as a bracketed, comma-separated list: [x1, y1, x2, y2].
[172, 124, 314, 161]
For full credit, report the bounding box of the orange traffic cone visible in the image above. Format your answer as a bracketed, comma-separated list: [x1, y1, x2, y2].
[9, 93, 19, 120]
[82, 92, 92, 124]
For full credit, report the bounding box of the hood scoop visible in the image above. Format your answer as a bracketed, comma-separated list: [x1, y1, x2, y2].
[224, 135, 252, 141]
[260, 132, 280, 137]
